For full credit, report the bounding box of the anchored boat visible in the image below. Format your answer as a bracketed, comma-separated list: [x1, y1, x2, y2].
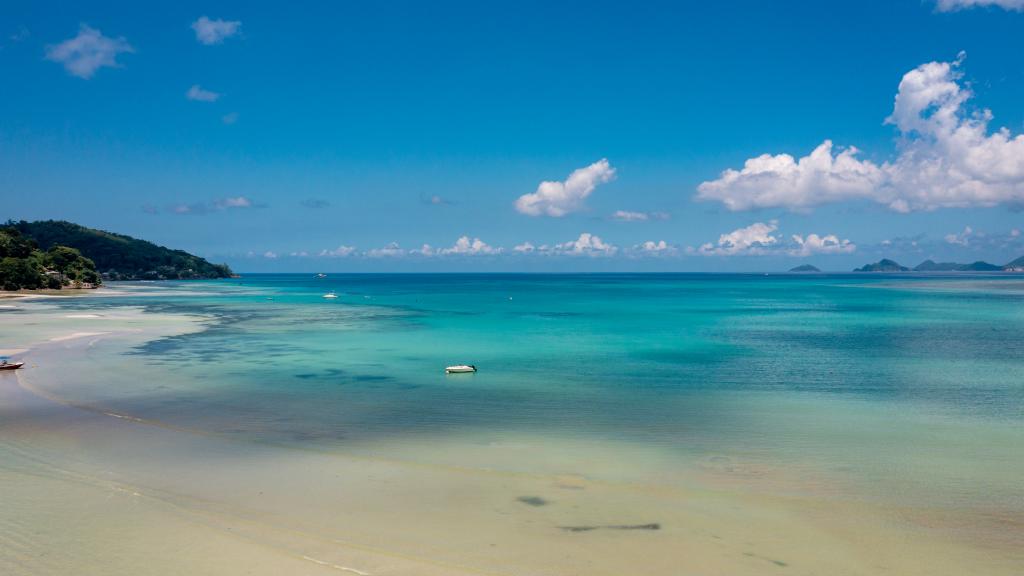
[445, 365, 477, 374]
[0, 359, 24, 371]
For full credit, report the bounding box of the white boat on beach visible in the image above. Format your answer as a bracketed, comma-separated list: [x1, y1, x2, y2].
[445, 365, 477, 374]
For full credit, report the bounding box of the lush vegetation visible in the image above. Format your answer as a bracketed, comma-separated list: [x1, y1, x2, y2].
[8, 220, 232, 281]
[0, 226, 100, 290]
[854, 259, 910, 272]
[789, 264, 821, 272]
[858, 257, 1022, 272]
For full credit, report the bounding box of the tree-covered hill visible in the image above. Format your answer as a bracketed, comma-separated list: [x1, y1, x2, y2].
[8, 220, 232, 281]
[0, 226, 100, 290]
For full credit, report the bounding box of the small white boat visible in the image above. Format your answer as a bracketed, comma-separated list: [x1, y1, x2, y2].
[0, 360, 24, 371]
[316, 273, 327, 278]
[322, 292, 339, 299]
[445, 364, 477, 374]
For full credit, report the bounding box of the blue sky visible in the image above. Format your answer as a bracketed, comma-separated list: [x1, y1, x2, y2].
[2, 0, 1024, 271]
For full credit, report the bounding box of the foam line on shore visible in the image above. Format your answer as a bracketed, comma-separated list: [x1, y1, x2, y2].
[301, 555, 372, 575]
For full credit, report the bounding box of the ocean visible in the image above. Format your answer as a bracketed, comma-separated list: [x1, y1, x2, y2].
[2, 273, 1022, 574]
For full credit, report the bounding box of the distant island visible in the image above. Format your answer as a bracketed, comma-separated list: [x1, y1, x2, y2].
[1, 220, 232, 290]
[855, 257, 1024, 272]
[854, 259, 910, 272]
[789, 264, 821, 272]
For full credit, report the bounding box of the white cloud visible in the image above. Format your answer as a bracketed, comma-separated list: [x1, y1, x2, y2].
[192, 16, 241, 45]
[632, 240, 678, 256]
[944, 226, 974, 246]
[790, 234, 856, 256]
[553, 233, 618, 256]
[516, 159, 616, 217]
[186, 84, 220, 102]
[936, 0, 1024, 11]
[698, 55, 1024, 212]
[45, 25, 133, 79]
[612, 210, 671, 221]
[222, 112, 239, 125]
[699, 221, 781, 255]
[439, 236, 501, 255]
[696, 141, 886, 211]
[696, 221, 854, 256]
[215, 196, 251, 208]
[513, 242, 536, 253]
[1012, 228, 1021, 237]
[318, 245, 356, 258]
[367, 242, 406, 258]
[172, 196, 255, 215]
[262, 251, 278, 259]
[612, 210, 648, 221]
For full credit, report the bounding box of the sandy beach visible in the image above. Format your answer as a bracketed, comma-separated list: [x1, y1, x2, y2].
[2, 292, 1021, 576]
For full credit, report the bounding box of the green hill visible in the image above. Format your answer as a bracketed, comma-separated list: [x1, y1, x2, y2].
[913, 260, 961, 271]
[0, 226, 100, 290]
[1003, 255, 1024, 271]
[854, 259, 908, 272]
[789, 264, 821, 272]
[8, 220, 232, 281]
[958, 261, 1002, 271]
[914, 259, 1001, 272]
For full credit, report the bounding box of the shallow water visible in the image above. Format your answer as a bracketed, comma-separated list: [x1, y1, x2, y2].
[2, 273, 1023, 574]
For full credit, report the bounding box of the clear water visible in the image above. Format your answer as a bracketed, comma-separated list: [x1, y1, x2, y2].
[11, 274, 1024, 512]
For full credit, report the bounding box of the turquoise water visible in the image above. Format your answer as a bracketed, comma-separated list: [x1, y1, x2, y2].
[21, 273, 1024, 511]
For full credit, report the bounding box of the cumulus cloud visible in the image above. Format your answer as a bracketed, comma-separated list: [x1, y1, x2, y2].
[516, 159, 616, 217]
[222, 112, 239, 125]
[216, 196, 251, 208]
[186, 84, 220, 102]
[698, 221, 781, 255]
[696, 141, 885, 211]
[366, 242, 406, 258]
[698, 55, 1024, 212]
[612, 210, 649, 221]
[935, 0, 1024, 10]
[553, 233, 618, 256]
[192, 16, 241, 45]
[439, 236, 501, 255]
[790, 234, 856, 256]
[262, 251, 278, 259]
[509, 234, 617, 256]
[171, 196, 255, 215]
[631, 240, 678, 256]
[696, 221, 855, 256]
[319, 245, 356, 257]
[45, 25, 133, 79]
[944, 226, 974, 246]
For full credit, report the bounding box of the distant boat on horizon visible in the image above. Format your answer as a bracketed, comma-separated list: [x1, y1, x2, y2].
[316, 273, 327, 278]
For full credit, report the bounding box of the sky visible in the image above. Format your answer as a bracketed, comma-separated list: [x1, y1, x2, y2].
[2, 0, 1024, 272]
